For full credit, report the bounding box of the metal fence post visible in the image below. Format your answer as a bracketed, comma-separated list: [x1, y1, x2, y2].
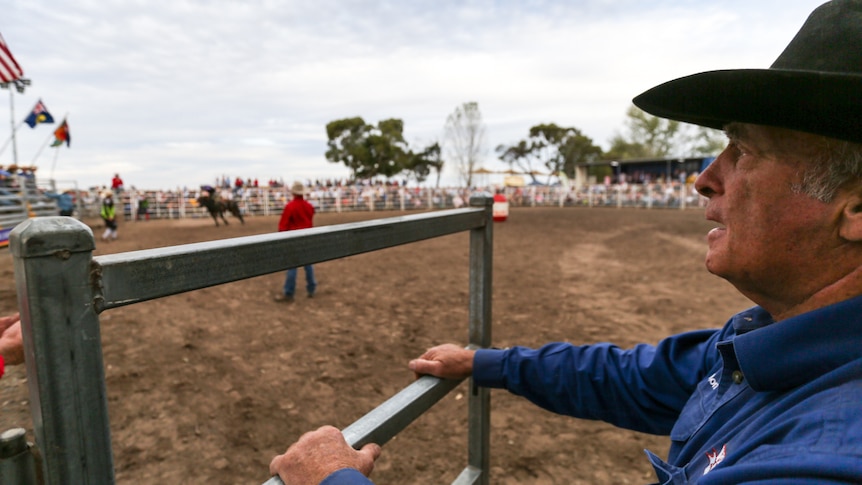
[10, 217, 115, 484]
[460, 194, 493, 485]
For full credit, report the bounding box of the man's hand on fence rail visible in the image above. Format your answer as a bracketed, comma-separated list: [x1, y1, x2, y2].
[265, 374, 464, 485]
[269, 425, 381, 485]
[408, 343, 475, 380]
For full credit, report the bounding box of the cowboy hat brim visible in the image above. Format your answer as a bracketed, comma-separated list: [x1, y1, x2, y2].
[633, 68, 862, 144]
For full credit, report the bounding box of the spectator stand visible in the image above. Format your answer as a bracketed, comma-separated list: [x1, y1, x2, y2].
[0, 167, 58, 248]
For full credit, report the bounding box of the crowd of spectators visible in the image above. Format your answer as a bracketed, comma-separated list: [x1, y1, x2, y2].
[66, 177, 704, 224]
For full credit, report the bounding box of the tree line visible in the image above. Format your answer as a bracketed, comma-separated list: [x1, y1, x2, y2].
[324, 102, 726, 187]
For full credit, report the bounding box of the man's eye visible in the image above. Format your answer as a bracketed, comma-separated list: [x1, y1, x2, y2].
[730, 142, 748, 160]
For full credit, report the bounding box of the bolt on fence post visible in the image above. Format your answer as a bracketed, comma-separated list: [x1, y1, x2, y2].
[10, 217, 115, 484]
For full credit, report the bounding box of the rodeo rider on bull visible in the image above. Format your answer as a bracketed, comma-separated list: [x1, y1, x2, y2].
[269, 1, 862, 483]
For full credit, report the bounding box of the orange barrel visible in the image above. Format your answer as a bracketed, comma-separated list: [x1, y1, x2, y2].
[492, 193, 509, 222]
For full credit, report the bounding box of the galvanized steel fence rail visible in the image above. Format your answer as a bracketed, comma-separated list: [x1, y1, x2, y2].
[2, 195, 495, 485]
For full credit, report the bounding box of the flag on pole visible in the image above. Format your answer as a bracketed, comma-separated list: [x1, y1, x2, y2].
[0, 33, 24, 83]
[51, 119, 70, 147]
[24, 99, 54, 128]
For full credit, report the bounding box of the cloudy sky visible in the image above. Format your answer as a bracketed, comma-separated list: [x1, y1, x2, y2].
[2, 0, 826, 191]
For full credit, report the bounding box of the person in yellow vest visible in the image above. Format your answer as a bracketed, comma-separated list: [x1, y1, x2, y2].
[100, 191, 118, 241]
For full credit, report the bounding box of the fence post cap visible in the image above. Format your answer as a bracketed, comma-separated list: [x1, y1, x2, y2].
[469, 193, 494, 207]
[0, 427, 28, 458]
[10, 216, 96, 258]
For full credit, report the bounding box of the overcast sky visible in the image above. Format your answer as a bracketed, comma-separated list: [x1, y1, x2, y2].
[2, 0, 826, 191]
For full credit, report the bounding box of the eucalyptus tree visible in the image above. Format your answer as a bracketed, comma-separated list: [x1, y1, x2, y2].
[497, 124, 603, 183]
[325, 117, 449, 183]
[325, 117, 410, 180]
[605, 105, 723, 160]
[405, 142, 444, 186]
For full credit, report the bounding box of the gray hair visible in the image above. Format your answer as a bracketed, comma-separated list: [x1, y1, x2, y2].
[797, 138, 862, 202]
[724, 122, 862, 203]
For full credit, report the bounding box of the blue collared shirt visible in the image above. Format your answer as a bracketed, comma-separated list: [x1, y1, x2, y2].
[319, 468, 371, 484]
[474, 295, 862, 483]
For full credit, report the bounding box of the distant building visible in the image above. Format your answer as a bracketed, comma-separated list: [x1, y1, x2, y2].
[573, 156, 716, 186]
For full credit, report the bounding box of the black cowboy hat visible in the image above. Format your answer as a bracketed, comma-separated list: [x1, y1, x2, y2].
[633, 0, 862, 144]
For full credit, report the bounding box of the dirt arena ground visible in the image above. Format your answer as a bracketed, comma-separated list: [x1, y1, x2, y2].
[0, 206, 753, 484]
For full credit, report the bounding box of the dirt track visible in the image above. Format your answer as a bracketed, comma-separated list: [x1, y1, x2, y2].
[0, 206, 753, 484]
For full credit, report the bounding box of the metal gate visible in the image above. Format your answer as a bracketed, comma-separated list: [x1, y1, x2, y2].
[2, 195, 495, 485]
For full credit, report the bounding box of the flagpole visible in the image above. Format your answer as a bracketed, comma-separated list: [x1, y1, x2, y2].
[7, 88, 16, 164]
[31, 129, 55, 164]
[0, 120, 25, 158]
[50, 143, 61, 179]
[1, 78, 31, 164]
[48, 112, 69, 178]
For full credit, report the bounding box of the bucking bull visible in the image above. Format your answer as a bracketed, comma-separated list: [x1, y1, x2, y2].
[197, 190, 245, 226]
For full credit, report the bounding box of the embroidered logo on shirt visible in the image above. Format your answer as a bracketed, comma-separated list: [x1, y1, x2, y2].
[703, 445, 726, 475]
[708, 373, 719, 390]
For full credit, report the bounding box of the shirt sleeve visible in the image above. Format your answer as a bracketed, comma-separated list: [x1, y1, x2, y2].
[473, 329, 721, 435]
[319, 468, 375, 485]
[0, 354, 5, 379]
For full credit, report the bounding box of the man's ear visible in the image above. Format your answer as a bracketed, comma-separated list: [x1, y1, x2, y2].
[839, 189, 862, 242]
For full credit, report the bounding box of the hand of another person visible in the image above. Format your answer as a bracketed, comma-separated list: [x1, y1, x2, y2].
[0, 313, 20, 334]
[269, 425, 381, 485]
[408, 343, 475, 380]
[0, 320, 24, 366]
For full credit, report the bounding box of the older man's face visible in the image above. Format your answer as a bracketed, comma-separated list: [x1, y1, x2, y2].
[694, 124, 846, 317]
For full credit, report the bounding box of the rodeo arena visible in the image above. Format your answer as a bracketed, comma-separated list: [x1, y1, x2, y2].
[0, 24, 727, 485]
[2, 157, 711, 236]
[7, 0, 862, 482]
[0, 155, 714, 485]
[1, 158, 712, 246]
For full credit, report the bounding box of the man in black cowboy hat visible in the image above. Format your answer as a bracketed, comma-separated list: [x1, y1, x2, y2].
[269, 1, 862, 483]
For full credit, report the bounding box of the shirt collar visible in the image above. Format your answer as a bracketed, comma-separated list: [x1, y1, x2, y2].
[731, 295, 862, 391]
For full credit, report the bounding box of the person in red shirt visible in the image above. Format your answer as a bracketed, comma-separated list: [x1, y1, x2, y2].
[0, 313, 24, 379]
[274, 182, 317, 303]
[111, 173, 124, 193]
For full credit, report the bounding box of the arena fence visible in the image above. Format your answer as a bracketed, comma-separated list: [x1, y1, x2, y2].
[0, 195, 496, 485]
[0, 173, 58, 247]
[82, 182, 705, 223]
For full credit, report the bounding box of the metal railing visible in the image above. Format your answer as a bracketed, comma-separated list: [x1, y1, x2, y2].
[3, 195, 495, 485]
[0, 175, 58, 246]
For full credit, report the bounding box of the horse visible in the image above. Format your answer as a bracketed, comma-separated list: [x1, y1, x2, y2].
[197, 193, 245, 226]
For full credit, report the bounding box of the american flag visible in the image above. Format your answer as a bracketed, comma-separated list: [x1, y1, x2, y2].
[0, 33, 24, 83]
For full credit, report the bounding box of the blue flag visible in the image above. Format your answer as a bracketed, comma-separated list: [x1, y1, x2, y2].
[24, 99, 54, 128]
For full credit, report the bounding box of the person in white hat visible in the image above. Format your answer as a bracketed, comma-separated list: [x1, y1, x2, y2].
[271, 1, 862, 483]
[274, 181, 317, 303]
